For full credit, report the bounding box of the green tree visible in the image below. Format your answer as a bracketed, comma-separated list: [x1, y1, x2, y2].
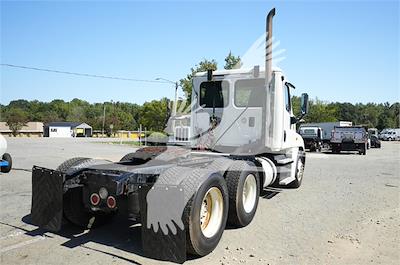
[391, 103, 400, 127]
[377, 102, 395, 130]
[5, 108, 28, 136]
[305, 98, 338, 123]
[139, 98, 170, 132]
[180, 59, 218, 99]
[224, 51, 242, 70]
[38, 110, 59, 124]
[49, 99, 69, 120]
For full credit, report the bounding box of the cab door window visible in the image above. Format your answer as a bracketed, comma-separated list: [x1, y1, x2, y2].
[199, 81, 229, 108]
[284, 84, 291, 112]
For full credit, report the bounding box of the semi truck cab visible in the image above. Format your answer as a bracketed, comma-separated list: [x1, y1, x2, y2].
[190, 67, 305, 154]
[29, 8, 309, 263]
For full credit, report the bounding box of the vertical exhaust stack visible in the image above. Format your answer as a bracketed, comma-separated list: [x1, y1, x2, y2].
[263, 8, 276, 149]
[265, 8, 275, 86]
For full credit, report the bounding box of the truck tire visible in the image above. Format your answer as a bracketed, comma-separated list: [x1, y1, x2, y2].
[57, 157, 115, 228]
[1, 153, 12, 173]
[182, 171, 229, 257]
[309, 144, 316, 152]
[225, 160, 260, 227]
[288, 150, 305, 188]
[332, 146, 340, 154]
[57, 157, 93, 175]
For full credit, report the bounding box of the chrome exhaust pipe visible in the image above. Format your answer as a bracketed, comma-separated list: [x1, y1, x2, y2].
[265, 8, 275, 86]
[263, 8, 276, 149]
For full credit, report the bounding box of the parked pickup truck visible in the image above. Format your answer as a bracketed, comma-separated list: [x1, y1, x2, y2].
[298, 126, 322, 152]
[331, 126, 368, 155]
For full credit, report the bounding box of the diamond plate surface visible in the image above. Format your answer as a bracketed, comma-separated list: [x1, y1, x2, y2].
[31, 166, 63, 232]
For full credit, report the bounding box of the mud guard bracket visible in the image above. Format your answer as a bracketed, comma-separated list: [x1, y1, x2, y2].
[139, 185, 186, 264]
[31, 166, 64, 232]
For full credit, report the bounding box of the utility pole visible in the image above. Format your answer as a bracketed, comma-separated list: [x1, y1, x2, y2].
[155, 78, 180, 141]
[173, 82, 178, 117]
[102, 103, 106, 137]
[144, 127, 147, 146]
[139, 124, 142, 146]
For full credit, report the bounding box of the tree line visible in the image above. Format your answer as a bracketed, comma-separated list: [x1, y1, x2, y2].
[1, 52, 399, 135]
[291, 97, 399, 129]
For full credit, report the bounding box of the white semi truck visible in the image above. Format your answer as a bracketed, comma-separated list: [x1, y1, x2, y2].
[30, 8, 309, 263]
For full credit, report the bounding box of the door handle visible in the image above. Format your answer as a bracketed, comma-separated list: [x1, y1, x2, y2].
[249, 117, 255, 127]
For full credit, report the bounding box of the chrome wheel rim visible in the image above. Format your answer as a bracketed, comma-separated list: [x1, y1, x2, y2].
[297, 158, 304, 182]
[200, 187, 224, 238]
[242, 174, 257, 213]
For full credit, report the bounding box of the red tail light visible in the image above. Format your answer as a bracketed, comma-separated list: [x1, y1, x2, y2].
[90, 193, 100, 206]
[107, 196, 116, 209]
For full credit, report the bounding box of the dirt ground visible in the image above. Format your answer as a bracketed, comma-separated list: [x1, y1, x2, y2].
[0, 137, 399, 265]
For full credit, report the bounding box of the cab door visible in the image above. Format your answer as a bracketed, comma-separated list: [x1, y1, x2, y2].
[281, 83, 295, 149]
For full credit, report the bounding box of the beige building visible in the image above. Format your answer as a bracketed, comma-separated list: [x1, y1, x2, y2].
[0, 122, 44, 137]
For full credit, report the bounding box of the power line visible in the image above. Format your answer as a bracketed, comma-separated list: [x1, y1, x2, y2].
[0, 63, 170, 84]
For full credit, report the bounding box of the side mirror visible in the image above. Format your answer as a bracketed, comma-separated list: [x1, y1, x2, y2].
[300, 93, 309, 115]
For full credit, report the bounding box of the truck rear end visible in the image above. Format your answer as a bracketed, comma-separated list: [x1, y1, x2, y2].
[331, 126, 368, 155]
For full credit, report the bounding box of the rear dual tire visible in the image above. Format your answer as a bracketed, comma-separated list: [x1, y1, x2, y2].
[225, 161, 260, 228]
[175, 160, 261, 257]
[184, 172, 229, 257]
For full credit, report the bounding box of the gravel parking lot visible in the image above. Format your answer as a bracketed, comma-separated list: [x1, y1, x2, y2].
[1, 138, 399, 265]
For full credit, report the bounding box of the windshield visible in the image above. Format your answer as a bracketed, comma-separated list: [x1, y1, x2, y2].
[302, 129, 317, 135]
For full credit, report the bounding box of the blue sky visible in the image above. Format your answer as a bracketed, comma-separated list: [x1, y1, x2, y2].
[1, 0, 399, 105]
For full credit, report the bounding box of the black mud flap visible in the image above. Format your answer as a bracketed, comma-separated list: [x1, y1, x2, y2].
[31, 166, 64, 232]
[139, 185, 186, 264]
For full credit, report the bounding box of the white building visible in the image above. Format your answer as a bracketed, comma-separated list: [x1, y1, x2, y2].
[44, 122, 92, 138]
